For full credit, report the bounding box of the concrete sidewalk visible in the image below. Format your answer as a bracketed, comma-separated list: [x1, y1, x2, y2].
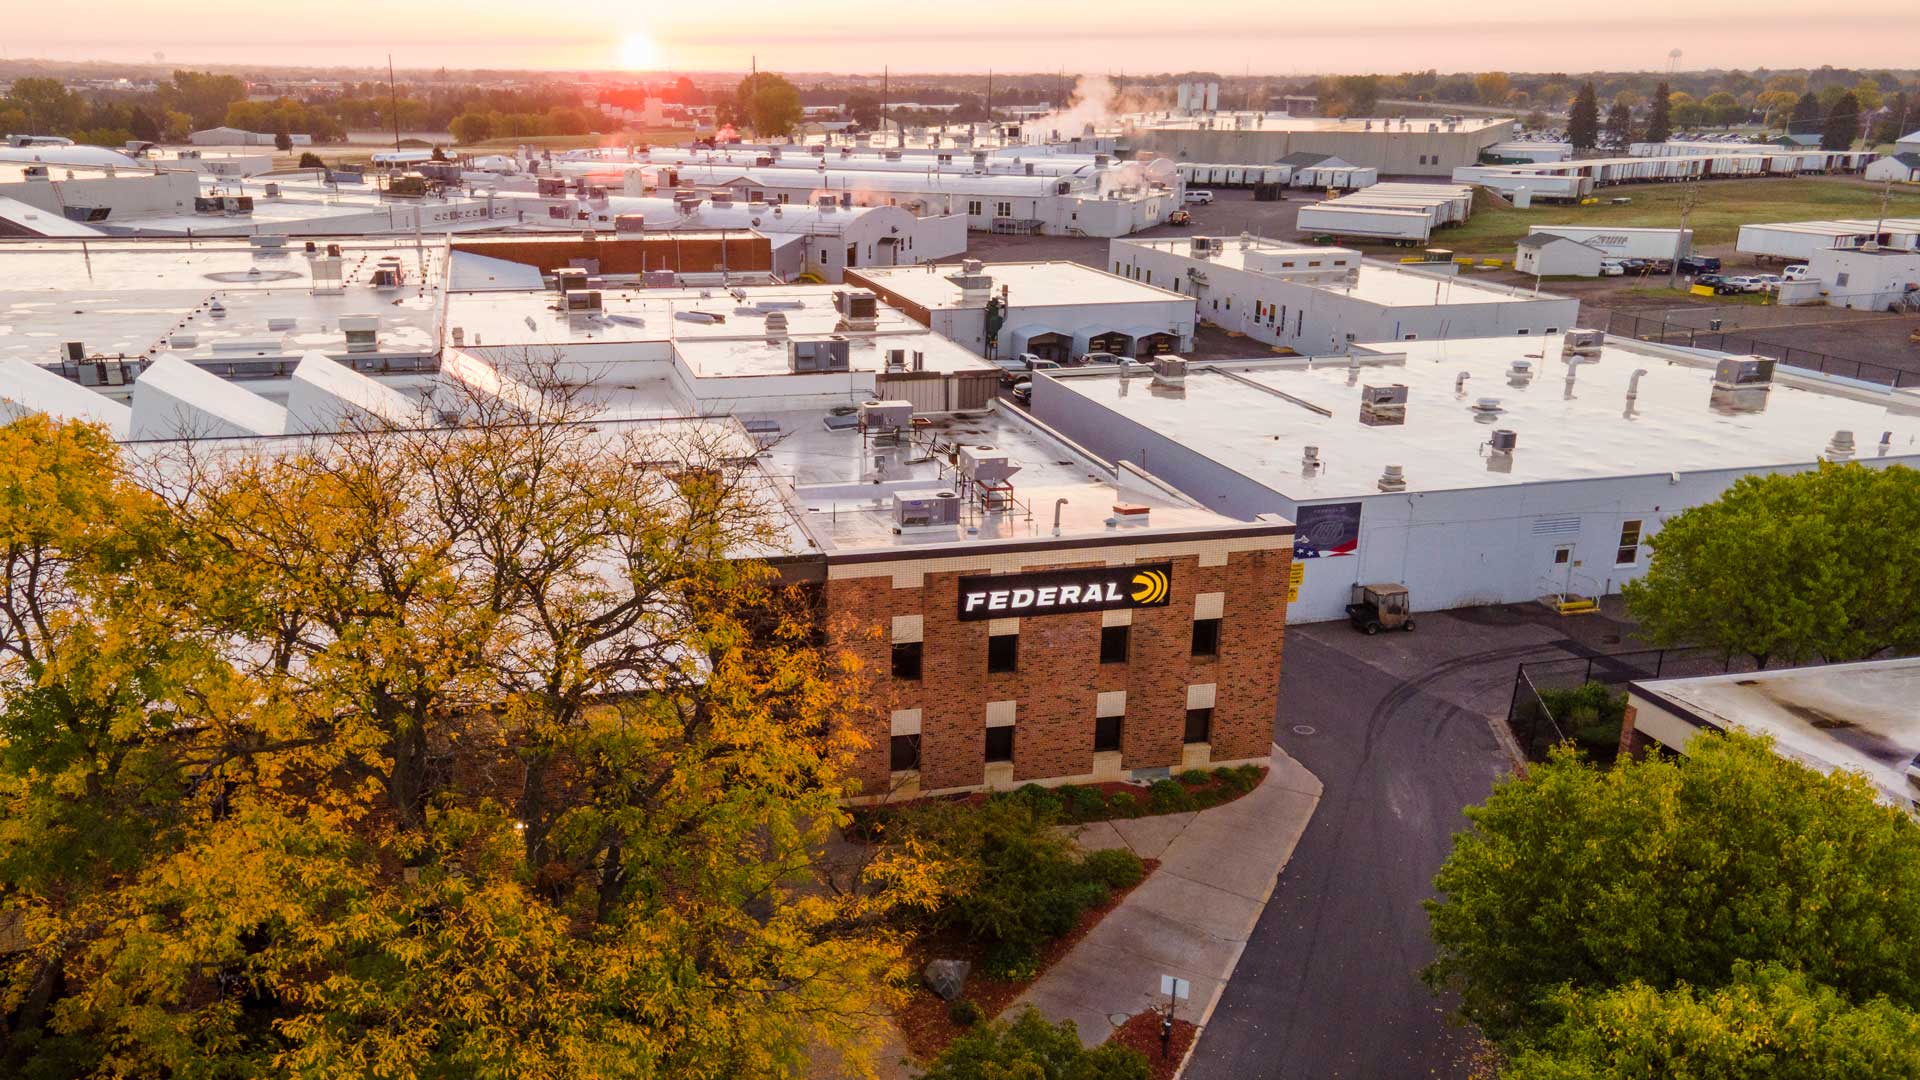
[1013, 748, 1323, 1050]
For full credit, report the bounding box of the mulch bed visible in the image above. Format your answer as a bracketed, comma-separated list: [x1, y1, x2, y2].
[897, 858, 1161, 1063]
[850, 766, 1270, 841]
[1108, 1010, 1199, 1080]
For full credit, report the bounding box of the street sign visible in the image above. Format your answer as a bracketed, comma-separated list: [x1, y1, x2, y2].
[1159, 975, 1191, 1001]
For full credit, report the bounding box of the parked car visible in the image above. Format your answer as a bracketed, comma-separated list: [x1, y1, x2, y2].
[1183, 190, 1214, 204]
[1010, 379, 1033, 406]
[1619, 258, 1650, 274]
[1722, 275, 1767, 293]
[1694, 273, 1726, 288]
[1598, 260, 1625, 277]
[1167, 209, 1192, 226]
[1753, 274, 1785, 291]
[1783, 263, 1812, 281]
[1077, 351, 1124, 366]
[1678, 255, 1722, 275]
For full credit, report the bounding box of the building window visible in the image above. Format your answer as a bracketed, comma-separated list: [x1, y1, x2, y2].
[820, 248, 829, 263]
[892, 641, 923, 681]
[996, 201, 1012, 217]
[1516, 328, 1530, 335]
[1094, 714, 1123, 753]
[1100, 624, 1131, 664]
[890, 733, 921, 771]
[985, 725, 1015, 763]
[968, 200, 983, 216]
[1184, 707, 1213, 744]
[1192, 618, 1221, 658]
[1145, 270, 1151, 284]
[988, 632, 1019, 673]
[1616, 520, 1643, 566]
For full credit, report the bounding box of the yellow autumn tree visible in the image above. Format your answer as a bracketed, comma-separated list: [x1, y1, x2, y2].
[0, 384, 943, 1078]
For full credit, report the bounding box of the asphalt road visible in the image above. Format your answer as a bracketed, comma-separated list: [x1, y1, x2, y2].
[1186, 609, 1617, 1079]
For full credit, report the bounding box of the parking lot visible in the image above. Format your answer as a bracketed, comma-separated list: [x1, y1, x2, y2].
[1186, 602, 1643, 1079]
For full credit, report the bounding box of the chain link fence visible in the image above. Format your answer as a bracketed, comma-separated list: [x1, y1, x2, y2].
[1603, 309, 1915, 388]
[1505, 646, 1768, 762]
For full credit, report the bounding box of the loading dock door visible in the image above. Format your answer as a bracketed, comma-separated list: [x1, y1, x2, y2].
[1023, 332, 1071, 362]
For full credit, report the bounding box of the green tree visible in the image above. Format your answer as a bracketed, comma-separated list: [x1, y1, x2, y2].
[920, 1008, 1149, 1080]
[845, 90, 881, 129]
[1645, 80, 1673, 142]
[273, 130, 293, 152]
[3, 77, 85, 134]
[1567, 82, 1599, 150]
[449, 109, 493, 144]
[1869, 90, 1910, 145]
[160, 70, 246, 129]
[1604, 101, 1632, 149]
[298, 151, 324, 169]
[1425, 734, 1920, 1046]
[1788, 90, 1824, 135]
[1822, 91, 1862, 149]
[1506, 964, 1920, 1079]
[1702, 91, 1744, 127]
[734, 72, 803, 137]
[1474, 71, 1512, 106]
[1622, 463, 1920, 667]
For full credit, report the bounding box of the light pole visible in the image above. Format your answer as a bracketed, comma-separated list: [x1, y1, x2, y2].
[1666, 181, 1697, 292]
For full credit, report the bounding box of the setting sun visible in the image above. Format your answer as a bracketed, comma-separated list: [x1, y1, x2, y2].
[618, 32, 659, 70]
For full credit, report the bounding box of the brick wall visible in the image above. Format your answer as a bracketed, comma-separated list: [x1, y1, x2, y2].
[826, 543, 1290, 798]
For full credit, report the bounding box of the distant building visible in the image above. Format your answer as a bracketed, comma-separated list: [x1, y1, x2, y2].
[188, 127, 312, 147]
[1128, 114, 1514, 177]
[1865, 152, 1920, 184]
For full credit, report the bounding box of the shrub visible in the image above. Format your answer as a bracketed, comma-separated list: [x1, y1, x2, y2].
[923, 1008, 1150, 1080]
[297, 151, 324, 169]
[947, 998, 985, 1027]
[1011, 783, 1065, 820]
[1147, 778, 1194, 814]
[983, 942, 1039, 982]
[1082, 848, 1145, 891]
[1178, 768, 1211, 787]
[1061, 784, 1107, 822]
[1538, 681, 1628, 759]
[1106, 791, 1142, 819]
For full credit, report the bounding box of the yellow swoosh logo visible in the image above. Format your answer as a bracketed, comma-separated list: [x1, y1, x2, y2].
[1130, 570, 1168, 604]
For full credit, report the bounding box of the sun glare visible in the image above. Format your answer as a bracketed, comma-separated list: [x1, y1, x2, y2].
[619, 33, 659, 70]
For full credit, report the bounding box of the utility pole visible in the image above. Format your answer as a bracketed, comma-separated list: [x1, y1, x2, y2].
[1666, 181, 1697, 291]
[387, 54, 401, 152]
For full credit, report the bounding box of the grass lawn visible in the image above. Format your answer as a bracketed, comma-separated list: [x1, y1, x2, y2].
[1419, 178, 1920, 255]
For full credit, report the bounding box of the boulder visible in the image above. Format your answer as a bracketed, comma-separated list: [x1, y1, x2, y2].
[923, 958, 971, 1001]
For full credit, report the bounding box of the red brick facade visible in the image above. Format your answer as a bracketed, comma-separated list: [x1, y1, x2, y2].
[828, 542, 1292, 799]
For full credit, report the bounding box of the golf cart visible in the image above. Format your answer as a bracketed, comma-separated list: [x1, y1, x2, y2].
[1346, 583, 1414, 634]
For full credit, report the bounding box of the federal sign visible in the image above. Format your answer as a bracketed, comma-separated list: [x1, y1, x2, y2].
[957, 563, 1173, 621]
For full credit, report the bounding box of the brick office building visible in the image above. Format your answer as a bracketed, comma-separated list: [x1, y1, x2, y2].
[761, 386, 1294, 800]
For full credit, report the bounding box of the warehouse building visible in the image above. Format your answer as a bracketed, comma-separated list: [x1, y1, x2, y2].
[1110, 234, 1579, 351]
[2, 241, 1293, 798]
[1622, 659, 1920, 810]
[1029, 335, 1920, 623]
[1128, 114, 1515, 177]
[1455, 149, 1878, 199]
[846, 260, 1196, 360]
[1865, 153, 1920, 184]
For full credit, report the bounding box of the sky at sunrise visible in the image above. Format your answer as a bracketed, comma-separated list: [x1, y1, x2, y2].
[7, 0, 1920, 73]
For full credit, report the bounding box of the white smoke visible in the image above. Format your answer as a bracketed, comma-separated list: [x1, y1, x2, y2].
[1029, 76, 1121, 143]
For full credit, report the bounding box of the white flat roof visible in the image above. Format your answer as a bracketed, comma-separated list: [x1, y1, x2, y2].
[852, 261, 1186, 310]
[1133, 114, 1511, 135]
[442, 283, 995, 378]
[1118, 237, 1542, 307]
[1042, 336, 1920, 500]
[754, 404, 1265, 557]
[0, 238, 444, 369]
[1635, 658, 1920, 809]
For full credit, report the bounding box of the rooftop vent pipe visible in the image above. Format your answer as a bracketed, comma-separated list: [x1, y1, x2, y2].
[1826, 430, 1856, 461]
[1377, 465, 1407, 492]
[1455, 372, 1470, 395]
[1626, 368, 1649, 400]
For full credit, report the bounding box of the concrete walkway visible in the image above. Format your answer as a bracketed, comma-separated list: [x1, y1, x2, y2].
[1013, 748, 1323, 1050]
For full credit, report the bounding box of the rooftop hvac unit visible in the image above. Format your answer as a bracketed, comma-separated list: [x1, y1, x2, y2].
[1151, 355, 1187, 386]
[789, 337, 851, 373]
[553, 267, 589, 292]
[959, 444, 1020, 487]
[249, 234, 287, 250]
[1561, 328, 1605, 355]
[565, 290, 603, 313]
[339, 314, 380, 353]
[893, 490, 961, 529]
[614, 213, 646, 233]
[1191, 236, 1213, 257]
[1713, 356, 1775, 390]
[859, 399, 914, 433]
[22, 165, 48, 180]
[884, 348, 907, 371]
[1055, 180, 1072, 195]
[1361, 383, 1409, 408]
[194, 195, 223, 213]
[763, 311, 790, 339]
[370, 266, 403, 288]
[1489, 429, 1518, 452]
[816, 195, 836, 210]
[643, 269, 678, 287]
[836, 290, 879, 320]
[709, 190, 733, 207]
[537, 176, 568, 197]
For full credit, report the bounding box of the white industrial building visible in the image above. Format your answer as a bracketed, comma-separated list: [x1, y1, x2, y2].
[1030, 335, 1920, 622]
[189, 127, 312, 147]
[499, 190, 968, 283]
[1484, 141, 1574, 164]
[1514, 234, 1605, 278]
[847, 260, 1195, 360]
[1110, 235, 1580, 352]
[1127, 114, 1514, 177]
[1797, 247, 1920, 312]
